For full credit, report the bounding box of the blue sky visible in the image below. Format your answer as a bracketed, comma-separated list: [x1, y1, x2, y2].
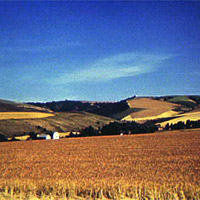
[0, 1, 200, 102]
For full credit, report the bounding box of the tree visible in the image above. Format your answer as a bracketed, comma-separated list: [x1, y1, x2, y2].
[101, 122, 122, 135]
[0, 134, 7, 142]
[29, 131, 37, 140]
[80, 126, 98, 137]
[186, 120, 191, 129]
[165, 123, 170, 130]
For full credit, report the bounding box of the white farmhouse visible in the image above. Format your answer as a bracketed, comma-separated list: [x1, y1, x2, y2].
[52, 132, 59, 139]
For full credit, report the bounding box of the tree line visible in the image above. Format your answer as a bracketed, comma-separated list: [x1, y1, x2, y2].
[165, 120, 200, 130]
[1, 119, 200, 142]
[70, 121, 158, 137]
[28, 100, 129, 118]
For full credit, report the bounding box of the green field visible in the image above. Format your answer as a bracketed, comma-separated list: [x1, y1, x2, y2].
[167, 96, 197, 107]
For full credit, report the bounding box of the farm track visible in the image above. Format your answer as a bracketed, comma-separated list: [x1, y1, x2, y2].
[0, 131, 200, 199]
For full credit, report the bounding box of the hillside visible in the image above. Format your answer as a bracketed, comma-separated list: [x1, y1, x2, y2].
[28, 95, 200, 121]
[0, 100, 113, 138]
[0, 99, 51, 112]
[0, 112, 113, 138]
[122, 96, 200, 124]
[122, 97, 181, 122]
[155, 95, 199, 107]
[159, 110, 200, 127]
[1, 95, 200, 138]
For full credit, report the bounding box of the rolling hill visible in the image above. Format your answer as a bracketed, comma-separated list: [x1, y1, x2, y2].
[122, 97, 181, 122]
[28, 96, 200, 124]
[0, 99, 51, 113]
[122, 95, 200, 126]
[0, 112, 113, 138]
[28, 95, 200, 120]
[1, 95, 200, 138]
[159, 110, 200, 127]
[0, 100, 113, 138]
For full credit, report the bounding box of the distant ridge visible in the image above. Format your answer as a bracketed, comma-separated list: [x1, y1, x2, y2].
[28, 99, 129, 118]
[0, 99, 51, 113]
[27, 95, 200, 119]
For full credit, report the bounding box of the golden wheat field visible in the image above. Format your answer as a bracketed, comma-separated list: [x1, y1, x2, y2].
[124, 110, 179, 122]
[127, 98, 179, 117]
[123, 98, 180, 122]
[0, 130, 200, 199]
[0, 112, 54, 120]
[159, 111, 200, 127]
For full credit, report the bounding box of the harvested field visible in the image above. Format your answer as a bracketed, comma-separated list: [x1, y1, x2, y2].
[0, 112, 54, 120]
[123, 98, 180, 121]
[0, 130, 200, 199]
[124, 110, 179, 122]
[23, 112, 113, 134]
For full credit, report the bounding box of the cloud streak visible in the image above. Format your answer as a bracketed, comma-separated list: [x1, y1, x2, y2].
[53, 52, 172, 85]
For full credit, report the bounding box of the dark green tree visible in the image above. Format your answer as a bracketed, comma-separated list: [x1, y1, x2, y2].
[80, 126, 98, 137]
[165, 123, 170, 130]
[0, 134, 7, 142]
[29, 131, 37, 140]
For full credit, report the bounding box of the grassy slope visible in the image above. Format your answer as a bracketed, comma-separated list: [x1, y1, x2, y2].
[111, 107, 145, 120]
[110, 96, 198, 120]
[24, 112, 113, 133]
[0, 100, 113, 137]
[159, 111, 200, 127]
[167, 96, 197, 107]
[167, 96, 196, 103]
[0, 112, 113, 138]
[122, 97, 180, 122]
[0, 99, 51, 113]
[122, 96, 200, 126]
[1, 96, 200, 137]
[157, 96, 200, 127]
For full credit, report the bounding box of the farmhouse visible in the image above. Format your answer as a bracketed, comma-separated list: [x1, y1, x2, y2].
[36, 132, 59, 140]
[51, 132, 59, 139]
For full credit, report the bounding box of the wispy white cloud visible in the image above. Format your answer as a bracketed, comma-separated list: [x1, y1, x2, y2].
[52, 52, 172, 85]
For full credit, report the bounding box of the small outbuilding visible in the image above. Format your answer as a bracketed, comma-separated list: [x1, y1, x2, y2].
[37, 134, 51, 140]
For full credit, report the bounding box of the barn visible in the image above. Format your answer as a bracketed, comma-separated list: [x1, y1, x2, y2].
[37, 134, 51, 140]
